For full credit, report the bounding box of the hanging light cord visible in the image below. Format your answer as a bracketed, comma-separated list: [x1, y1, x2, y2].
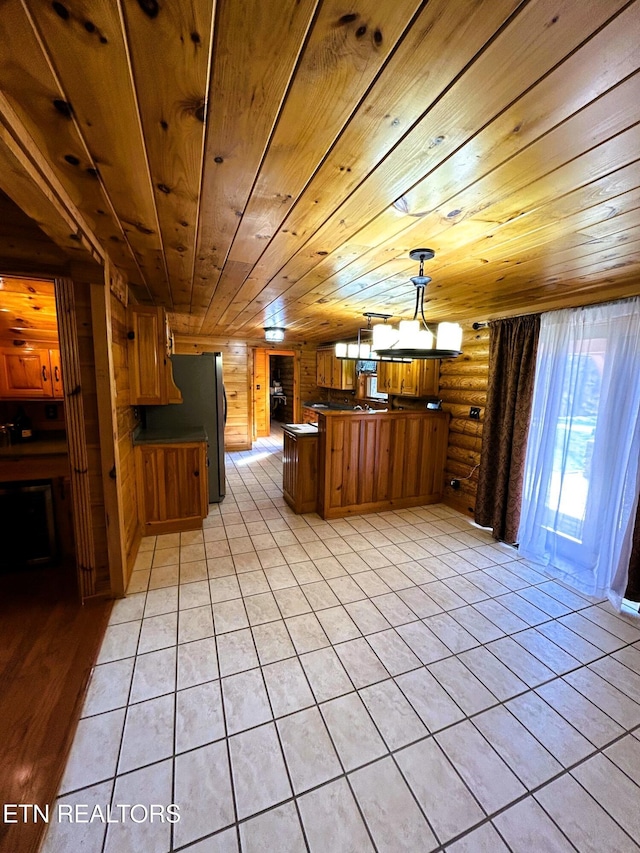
[412, 256, 437, 334]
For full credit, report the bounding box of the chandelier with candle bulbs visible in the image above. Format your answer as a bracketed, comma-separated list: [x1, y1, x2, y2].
[371, 249, 462, 359]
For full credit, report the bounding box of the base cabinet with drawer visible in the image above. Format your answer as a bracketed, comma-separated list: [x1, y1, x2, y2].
[135, 442, 208, 534]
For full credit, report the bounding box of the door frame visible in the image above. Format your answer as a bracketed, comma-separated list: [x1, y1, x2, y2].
[251, 348, 300, 440]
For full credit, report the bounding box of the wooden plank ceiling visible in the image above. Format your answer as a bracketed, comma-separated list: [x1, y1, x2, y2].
[0, 0, 639, 343]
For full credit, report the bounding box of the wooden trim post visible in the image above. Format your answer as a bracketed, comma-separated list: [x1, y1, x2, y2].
[54, 277, 96, 599]
[90, 265, 128, 597]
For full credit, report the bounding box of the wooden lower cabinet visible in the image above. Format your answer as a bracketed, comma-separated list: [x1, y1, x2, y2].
[135, 442, 208, 534]
[317, 410, 449, 518]
[282, 429, 318, 513]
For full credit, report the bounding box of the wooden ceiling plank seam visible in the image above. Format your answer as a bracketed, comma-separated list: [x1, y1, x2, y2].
[224, 0, 436, 263]
[307, 164, 640, 323]
[119, 0, 215, 314]
[23, 0, 172, 306]
[15, 0, 151, 292]
[114, 0, 172, 308]
[202, 0, 529, 333]
[185, 0, 220, 318]
[282, 116, 640, 320]
[191, 0, 322, 326]
[220, 0, 636, 331]
[231, 65, 640, 335]
[243, 158, 640, 336]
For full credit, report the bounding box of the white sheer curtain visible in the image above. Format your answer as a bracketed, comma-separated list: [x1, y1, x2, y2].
[518, 297, 640, 604]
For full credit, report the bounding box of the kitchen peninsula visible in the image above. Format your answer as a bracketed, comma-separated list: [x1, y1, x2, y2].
[283, 408, 449, 519]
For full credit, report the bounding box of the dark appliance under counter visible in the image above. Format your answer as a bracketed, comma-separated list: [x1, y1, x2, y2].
[0, 480, 57, 570]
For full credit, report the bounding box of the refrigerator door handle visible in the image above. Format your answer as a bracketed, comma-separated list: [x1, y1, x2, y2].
[223, 384, 228, 426]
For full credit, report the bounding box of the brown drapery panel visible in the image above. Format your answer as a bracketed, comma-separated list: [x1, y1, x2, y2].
[626, 498, 640, 601]
[475, 314, 540, 543]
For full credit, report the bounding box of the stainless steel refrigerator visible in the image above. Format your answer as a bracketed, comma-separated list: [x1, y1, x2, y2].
[143, 352, 226, 502]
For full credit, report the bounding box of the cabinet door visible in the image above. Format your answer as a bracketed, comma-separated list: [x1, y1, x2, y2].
[398, 361, 419, 396]
[129, 306, 166, 405]
[0, 348, 52, 398]
[418, 359, 440, 396]
[49, 349, 64, 398]
[377, 361, 392, 393]
[136, 443, 207, 532]
[316, 349, 331, 387]
[387, 362, 405, 395]
[164, 445, 207, 521]
[336, 357, 355, 390]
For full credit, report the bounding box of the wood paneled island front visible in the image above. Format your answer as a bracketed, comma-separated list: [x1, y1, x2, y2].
[283, 409, 449, 519]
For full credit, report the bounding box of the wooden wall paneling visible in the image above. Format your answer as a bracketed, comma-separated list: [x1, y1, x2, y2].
[120, 0, 214, 313]
[25, 1, 171, 305]
[90, 270, 128, 597]
[191, 0, 319, 324]
[440, 323, 489, 516]
[54, 277, 96, 599]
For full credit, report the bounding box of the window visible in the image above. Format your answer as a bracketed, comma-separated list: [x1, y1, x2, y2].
[518, 299, 640, 602]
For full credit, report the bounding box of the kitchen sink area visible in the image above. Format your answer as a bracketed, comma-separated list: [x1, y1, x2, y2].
[303, 400, 386, 412]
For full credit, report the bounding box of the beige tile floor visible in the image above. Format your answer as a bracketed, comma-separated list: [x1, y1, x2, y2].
[42, 428, 640, 852]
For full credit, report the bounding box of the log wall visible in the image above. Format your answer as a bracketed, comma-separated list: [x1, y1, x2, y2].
[439, 322, 490, 517]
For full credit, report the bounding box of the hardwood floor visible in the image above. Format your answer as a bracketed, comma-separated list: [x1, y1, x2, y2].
[0, 560, 111, 853]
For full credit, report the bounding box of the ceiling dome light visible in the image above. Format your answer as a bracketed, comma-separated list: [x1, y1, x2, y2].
[372, 249, 462, 360]
[264, 327, 285, 343]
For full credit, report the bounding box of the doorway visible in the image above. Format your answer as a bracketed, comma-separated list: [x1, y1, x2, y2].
[252, 348, 299, 440]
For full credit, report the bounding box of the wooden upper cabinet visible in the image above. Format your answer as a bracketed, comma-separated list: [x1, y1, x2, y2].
[0, 347, 63, 399]
[417, 359, 440, 397]
[128, 306, 182, 406]
[377, 359, 439, 397]
[50, 349, 64, 398]
[316, 348, 355, 390]
[316, 348, 332, 387]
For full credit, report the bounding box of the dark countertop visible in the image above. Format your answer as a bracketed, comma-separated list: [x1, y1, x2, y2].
[282, 423, 319, 436]
[0, 437, 68, 459]
[133, 426, 208, 445]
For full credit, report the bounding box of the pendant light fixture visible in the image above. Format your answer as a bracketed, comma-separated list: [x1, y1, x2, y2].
[372, 249, 463, 359]
[334, 312, 393, 360]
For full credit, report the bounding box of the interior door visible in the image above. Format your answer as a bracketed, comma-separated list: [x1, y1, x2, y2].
[253, 348, 270, 439]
